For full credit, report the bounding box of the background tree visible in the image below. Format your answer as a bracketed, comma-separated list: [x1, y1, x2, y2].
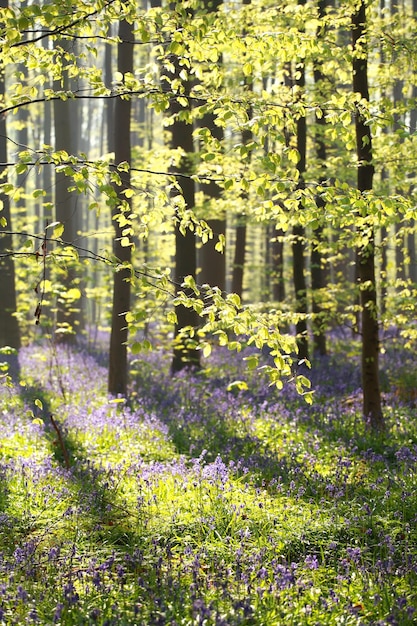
[0, 0, 20, 350]
[2, 0, 417, 420]
[108, 14, 134, 396]
[352, 0, 383, 429]
[198, 0, 226, 293]
[53, 38, 84, 342]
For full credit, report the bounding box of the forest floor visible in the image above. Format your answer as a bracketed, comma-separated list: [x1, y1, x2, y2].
[0, 331, 416, 625]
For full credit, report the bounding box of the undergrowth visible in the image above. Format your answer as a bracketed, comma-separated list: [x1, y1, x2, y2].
[0, 335, 415, 625]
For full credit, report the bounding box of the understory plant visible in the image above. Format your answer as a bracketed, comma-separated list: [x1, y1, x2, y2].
[0, 334, 415, 625]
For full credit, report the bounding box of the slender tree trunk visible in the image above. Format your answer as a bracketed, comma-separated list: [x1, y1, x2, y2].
[198, 0, 225, 292]
[0, 0, 20, 349]
[231, 0, 252, 301]
[292, 223, 308, 360]
[169, 74, 199, 373]
[271, 226, 285, 301]
[43, 102, 53, 217]
[108, 18, 134, 395]
[311, 0, 328, 356]
[105, 28, 115, 155]
[199, 219, 226, 291]
[292, 21, 309, 360]
[231, 221, 247, 298]
[54, 39, 84, 342]
[352, 0, 384, 430]
[406, 0, 417, 283]
[232, 112, 252, 300]
[149, 0, 199, 372]
[171, 153, 199, 373]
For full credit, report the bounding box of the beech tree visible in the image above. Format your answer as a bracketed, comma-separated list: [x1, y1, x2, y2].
[352, 0, 383, 429]
[53, 38, 84, 341]
[1, 0, 417, 426]
[0, 0, 20, 350]
[108, 15, 134, 396]
[198, 0, 226, 294]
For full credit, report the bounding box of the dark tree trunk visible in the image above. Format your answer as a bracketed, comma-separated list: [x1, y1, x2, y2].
[54, 40, 84, 342]
[271, 227, 285, 302]
[169, 73, 199, 373]
[231, 221, 246, 298]
[105, 27, 115, 155]
[171, 152, 200, 373]
[0, 0, 20, 350]
[311, 0, 329, 356]
[198, 0, 225, 292]
[292, 26, 309, 360]
[231, 0, 252, 301]
[352, 0, 384, 430]
[108, 18, 134, 395]
[199, 219, 226, 291]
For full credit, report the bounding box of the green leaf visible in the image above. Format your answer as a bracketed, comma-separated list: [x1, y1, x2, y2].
[15, 163, 28, 175]
[243, 62, 253, 76]
[45, 221, 64, 239]
[244, 355, 258, 370]
[227, 380, 248, 392]
[288, 149, 300, 164]
[131, 342, 142, 354]
[215, 234, 226, 253]
[53, 223, 65, 239]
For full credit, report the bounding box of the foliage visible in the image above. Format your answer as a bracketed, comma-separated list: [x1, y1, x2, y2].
[1, 0, 417, 407]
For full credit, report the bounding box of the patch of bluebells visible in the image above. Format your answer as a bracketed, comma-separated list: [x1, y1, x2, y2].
[0, 339, 415, 624]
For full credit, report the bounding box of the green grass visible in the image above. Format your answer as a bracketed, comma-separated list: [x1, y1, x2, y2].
[0, 341, 415, 624]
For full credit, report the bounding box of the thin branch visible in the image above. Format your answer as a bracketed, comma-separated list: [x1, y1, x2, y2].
[9, 0, 119, 48]
[0, 157, 230, 182]
[0, 231, 177, 294]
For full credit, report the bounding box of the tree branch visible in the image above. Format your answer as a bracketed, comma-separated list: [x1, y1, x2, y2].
[9, 0, 119, 48]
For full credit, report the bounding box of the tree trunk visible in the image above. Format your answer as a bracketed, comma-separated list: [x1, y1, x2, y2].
[105, 27, 115, 155]
[171, 156, 200, 373]
[271, 226, 285, 302]
[352, 0, 384, 430]
[0, 0, 20, 350]
[108, 18, 134, 395]
[198, 0, 225, 292]
[199, 219, 226, 291]
[311, 0, 329, 356]
[54, 39, 84, 342]
[292, 24, 309, 361]
[169, 72, 199, 373]
[231, 221, 246, 298]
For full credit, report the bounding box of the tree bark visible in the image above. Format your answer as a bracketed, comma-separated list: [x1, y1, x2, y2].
[0, 0, 20, 350]
[311, 0, 329, 356]
[231, 221, 246, 298]
[108, 18, 134, 395]
[54, 39, 84, 342]
[169, 67, 199, 373]
[292, 23, 309, 360]
[198, 0, 225, 292]
[271, 226, 285, 302]
[171, 147, 200, 373]
[352, 0, 384, 430]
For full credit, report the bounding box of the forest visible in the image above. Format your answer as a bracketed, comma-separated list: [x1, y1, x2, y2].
[0, 0, 416, 623]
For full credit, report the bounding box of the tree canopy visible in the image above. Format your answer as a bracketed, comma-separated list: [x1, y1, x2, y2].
[1, 0, 417, 429]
